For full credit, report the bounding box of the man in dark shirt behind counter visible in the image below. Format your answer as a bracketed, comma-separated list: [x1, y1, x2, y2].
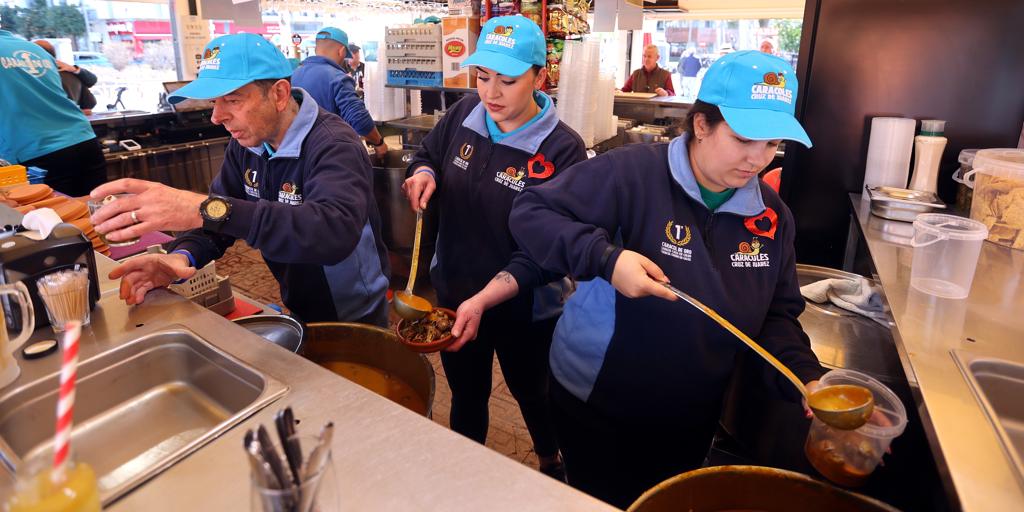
[621, 44, 675, 97]
[291, 27, 387, 158]
[89, 33, 391, 326]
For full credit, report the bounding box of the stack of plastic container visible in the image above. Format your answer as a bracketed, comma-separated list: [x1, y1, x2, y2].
[364, 43, 409, 122]
[592, 70, 617, 144]
[556, 38, 614, 147]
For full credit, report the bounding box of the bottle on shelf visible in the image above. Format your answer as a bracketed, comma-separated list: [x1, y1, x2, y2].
[908, 119, 948, 193]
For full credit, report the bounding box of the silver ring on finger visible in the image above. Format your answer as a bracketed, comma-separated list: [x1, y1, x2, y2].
[130, 210, 139, 224]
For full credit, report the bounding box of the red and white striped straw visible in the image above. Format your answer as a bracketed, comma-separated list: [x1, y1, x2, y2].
[52, 320, 81, 484]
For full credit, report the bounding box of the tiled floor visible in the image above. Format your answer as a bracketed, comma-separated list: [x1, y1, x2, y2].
[216, 241, 542, 470]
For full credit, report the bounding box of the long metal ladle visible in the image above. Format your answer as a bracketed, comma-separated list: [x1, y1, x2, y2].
[393, 210, 433, 320]
[662, 283, 874, 430]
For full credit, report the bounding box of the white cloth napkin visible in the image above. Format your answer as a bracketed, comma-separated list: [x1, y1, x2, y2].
[20, 208, 63, 240]
[800, 277, 891, 327]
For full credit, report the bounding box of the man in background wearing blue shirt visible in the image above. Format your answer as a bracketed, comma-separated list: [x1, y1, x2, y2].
[0, 26, 106, 196]
[677, 51, 702, 101]
[292, 27, 387, 158]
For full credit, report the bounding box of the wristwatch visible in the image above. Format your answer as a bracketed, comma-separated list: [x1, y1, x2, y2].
[199, 195, 232, 232]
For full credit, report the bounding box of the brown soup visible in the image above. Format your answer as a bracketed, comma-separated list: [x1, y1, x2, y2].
[323, 362, 428, 416]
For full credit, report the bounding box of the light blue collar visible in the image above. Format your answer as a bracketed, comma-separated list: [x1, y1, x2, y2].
[484, 91, 549, 144]
[667, 133, 766, 217]
[245, 87, 318, 159]
[462, 91, 559, 154]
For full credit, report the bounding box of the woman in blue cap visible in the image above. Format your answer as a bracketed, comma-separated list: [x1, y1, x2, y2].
[402, 15, 586, 479]
[509, 50, 825, 507]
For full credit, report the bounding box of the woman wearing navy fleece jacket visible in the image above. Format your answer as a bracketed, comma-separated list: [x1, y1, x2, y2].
[402, 16, 586, 479]
[510, 51, 826, 507]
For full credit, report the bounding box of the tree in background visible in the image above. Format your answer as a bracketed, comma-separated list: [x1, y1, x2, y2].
[102, 42, 134, 70]
[1, 0, 86, 46]
[0, 5, 22, 34]
[775, 19, 802, 54]
[47, 3, 87, 40]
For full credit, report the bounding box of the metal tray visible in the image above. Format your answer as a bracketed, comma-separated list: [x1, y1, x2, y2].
[796, 264, 903, 382]
[867, 185, 946, 222]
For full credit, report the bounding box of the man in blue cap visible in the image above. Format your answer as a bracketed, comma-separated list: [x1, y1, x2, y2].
[0, 25, 106, 196]
[510, 50, 819, 507]
[292, 27, 387, 158]
[89, 33, 391, 326]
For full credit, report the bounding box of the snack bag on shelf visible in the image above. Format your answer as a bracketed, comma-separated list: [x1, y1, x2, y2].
[491, 0, 521, 17]
[521, 0, 543, 25]
[547, 4, 568, 38]
[545, 37, 564, 87]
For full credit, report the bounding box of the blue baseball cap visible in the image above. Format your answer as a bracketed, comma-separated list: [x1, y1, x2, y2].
[315, 27, 348, 46]
[462, 15, 546, 77]
[169, 33, 291, 105]
[697, 50, 812, 148]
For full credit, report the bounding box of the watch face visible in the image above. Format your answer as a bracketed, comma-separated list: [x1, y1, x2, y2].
[206, 199, 228, 218]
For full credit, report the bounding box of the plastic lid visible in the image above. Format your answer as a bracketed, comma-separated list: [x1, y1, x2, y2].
[913, 213, 988, 241]
[919, 119, 945, 136]
[974, 148, 1024, 166]
[820, 369, 907, 438]
[958, 148, 980, 166]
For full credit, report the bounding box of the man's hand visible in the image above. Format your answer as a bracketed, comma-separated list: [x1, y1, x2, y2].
[110, 253, 196, 305]
[401, 168, 436, 212]
[90, 179, 206, 242]
[56, 60, 77, 74]
[655, 87, 669, 97]
[373, 141, 388, 159]
[610, 250, 677, 301]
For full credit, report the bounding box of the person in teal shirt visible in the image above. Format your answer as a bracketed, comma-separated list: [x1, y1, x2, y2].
[0, 27, 106, 196]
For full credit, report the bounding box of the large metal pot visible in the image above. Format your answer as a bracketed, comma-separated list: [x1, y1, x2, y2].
[627, 465, 899, 512]
[302, 322, 435, 418]
[371, 150, 438, 280]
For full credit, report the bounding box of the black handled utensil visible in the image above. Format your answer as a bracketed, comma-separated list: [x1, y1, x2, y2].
[257, 424, 295, 504]
[275, 407, 303, 486]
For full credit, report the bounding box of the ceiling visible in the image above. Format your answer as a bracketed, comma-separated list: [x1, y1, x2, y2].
[640, 0, 806, 19]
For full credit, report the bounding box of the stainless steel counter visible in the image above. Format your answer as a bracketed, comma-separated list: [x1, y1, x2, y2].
[383, 114, 438, 133]
[848, 194, 1024, 511]
[4, 254, 616, 511]
[613, 95, 692, 123]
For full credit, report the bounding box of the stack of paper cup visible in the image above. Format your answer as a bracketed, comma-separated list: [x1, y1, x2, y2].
[863, 117, 916, 190]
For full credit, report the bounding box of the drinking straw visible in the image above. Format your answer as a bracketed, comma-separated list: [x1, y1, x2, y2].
[52, 320, 81, 484]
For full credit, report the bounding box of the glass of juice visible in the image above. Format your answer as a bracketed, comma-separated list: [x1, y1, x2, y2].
[87, 194, 141, 248]
[5, 452, 101, 512]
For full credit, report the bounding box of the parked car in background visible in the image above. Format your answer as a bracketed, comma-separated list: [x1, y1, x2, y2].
[73, 51, 113, 68]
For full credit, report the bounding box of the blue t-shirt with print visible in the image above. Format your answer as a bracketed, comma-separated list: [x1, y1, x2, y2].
[0, 30, 95, 163]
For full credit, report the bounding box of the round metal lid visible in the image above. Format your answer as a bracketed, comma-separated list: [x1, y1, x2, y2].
[232, 315, 305, 353]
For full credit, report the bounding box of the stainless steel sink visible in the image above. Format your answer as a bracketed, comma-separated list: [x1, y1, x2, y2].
[0, 328, 288, 505]
[953, 350, 1024, 486]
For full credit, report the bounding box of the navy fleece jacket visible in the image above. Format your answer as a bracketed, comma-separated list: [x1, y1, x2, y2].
[167, 88, 389, 323]
[406, 94, 587, 320]
[511, 134, 824, 423]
